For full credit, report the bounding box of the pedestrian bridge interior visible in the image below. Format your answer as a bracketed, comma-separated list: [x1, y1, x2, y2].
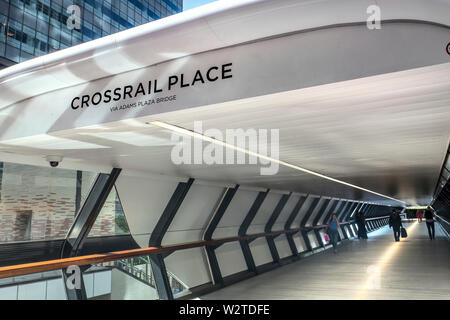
[200, 221, 450, 300]
[0, 0, 449, 300]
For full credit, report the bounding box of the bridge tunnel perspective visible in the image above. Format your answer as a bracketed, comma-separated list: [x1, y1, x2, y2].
[0, 0, 449, 302]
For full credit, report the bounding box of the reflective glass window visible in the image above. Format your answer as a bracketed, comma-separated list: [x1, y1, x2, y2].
[0, 162, 98, 243]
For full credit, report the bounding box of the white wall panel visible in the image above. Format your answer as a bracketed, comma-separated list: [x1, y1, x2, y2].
[318, 199, 338, 225]
[165, 247, 212, 288]
[249, 237, 273, 267]
[163, 183, 224, 245]
[317, 229, 327, 246]
[349, 225, 356, 236]
[293, 234, 307, 253]
[272, 194, 302, 229]
[293, 195, 319, 227]
[338, 226, 345, 239]
[308, 232, 319, 249]
[214, 189, 259, 238]
[275, 234, 293, 259]
[248, 192, 282, 233]
[211, 226, 236, 239]
[215, 242, 247, 277]
[115, 174, 180, 247]
[329, 200, 345, 224]
[306, 197, 329, 227]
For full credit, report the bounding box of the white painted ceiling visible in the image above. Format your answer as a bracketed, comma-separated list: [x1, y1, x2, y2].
[1, 63, 449, 206]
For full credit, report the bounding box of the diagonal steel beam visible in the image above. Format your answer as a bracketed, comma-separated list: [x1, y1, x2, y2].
[284, 195, 307, 256]
[265, 193, 291, 263]
[203, 185, 239, 286]
[149, 178, 194, 300]
[299, 197, 321, 252]
[61, 167, 121, 300]
[239, 189, 269, 274]
[312, 198, 331, 247]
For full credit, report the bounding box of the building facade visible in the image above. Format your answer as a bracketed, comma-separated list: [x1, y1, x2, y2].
[0, 0, 182, 241]
[0, 0, 182, 68]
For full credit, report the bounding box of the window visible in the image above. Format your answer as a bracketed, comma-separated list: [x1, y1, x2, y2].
[13, 210, 32, 241]
[0, 162, 98, 243]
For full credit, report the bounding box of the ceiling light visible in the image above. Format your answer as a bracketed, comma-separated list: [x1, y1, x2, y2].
[147, 121, 407, 205]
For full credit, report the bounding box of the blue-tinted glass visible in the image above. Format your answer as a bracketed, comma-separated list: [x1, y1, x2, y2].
[48, 37, 59, 51]
[60, 30, 71, 45]
[21, 25, 35, 54]
[23, 11, 37, 28]
[0, 0, 9, 15]
[0, 13, 6, 42]
[49, 24, 61, 40]
[9, 0, 23, 10]
[6, 20, 21, 48]
[36, 16, 49, 33]
[19, 50, 33, 62]
[5, 44, 19, 62]
[9, 4, 23, 22]
[71, 35, 81, 45]
[85, 9, 93, 24]
[1, 0, 182, 64]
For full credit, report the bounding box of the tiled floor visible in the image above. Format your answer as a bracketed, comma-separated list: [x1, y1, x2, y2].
[200, 222, 450, 300]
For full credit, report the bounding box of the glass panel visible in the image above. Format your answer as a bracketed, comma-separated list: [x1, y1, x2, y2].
[81, 257, 160, 300]
[0, 271, 66, 300]
[0, 162, 97, 243]
[5, 44, 20, 62]
[88, 186, 130, 237]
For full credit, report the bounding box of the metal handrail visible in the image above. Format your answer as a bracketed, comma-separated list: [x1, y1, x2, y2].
[114, 258, 186, 293]
[114, 260, 156, 287]
[307, 215, 390, 229]
[435, 214, 450, 226]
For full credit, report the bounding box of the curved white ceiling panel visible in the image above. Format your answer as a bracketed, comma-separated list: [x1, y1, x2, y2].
[0, 0, 449, 110]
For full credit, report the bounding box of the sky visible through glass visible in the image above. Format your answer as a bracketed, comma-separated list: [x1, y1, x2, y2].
[183, 0, 219, 11]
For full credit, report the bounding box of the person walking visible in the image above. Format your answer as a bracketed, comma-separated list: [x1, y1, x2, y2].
[326, 214, 341, 253]
[356, 211, 368, 239]
[424, 206, 435, 240]
[417, 210, 422, 223]
[389, 209, 403, 242]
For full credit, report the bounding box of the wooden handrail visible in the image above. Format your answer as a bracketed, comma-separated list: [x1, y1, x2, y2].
[0, 228, 299, 279]
[0, 215, 392, 279]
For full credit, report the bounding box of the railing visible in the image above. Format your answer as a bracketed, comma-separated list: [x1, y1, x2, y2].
[0, 215, 391, 279]
[114, 259, 155, 287]
[434, 214, 450, 239]
[113, 257, 186, 294]
[305, 215, 391, 230]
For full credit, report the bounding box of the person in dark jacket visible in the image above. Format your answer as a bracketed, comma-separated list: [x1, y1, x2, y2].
[356, 211, 368, 239]
[424, 206, 435, 240]
[389, 209, 403, 242]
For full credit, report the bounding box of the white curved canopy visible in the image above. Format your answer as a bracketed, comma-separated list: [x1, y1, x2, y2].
[0, 0, 449, 206]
